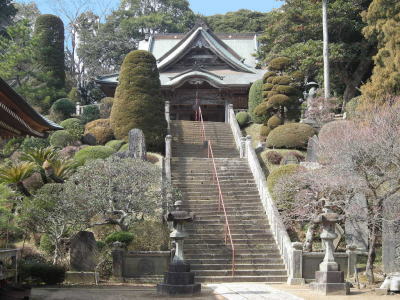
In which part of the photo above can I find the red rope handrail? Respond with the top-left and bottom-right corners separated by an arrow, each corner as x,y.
196,106 -> 235,276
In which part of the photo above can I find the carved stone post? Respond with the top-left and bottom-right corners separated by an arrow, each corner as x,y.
226,103 -> 233,123
288,242 -> 305,285
165,101 -> 171,133
245,135 -> 252,158
76,102 -> 81,116
240,137 -> 246,158
165,135 -> 172,184
346,245 -> 358,279
111,242 -> 125,280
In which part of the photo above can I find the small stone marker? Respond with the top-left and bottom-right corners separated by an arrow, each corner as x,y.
128,129 -> 147,160
70,231 -> 97,272
383,195 -> 400,274
345,193 -> 368,251
306,135 -> 319,162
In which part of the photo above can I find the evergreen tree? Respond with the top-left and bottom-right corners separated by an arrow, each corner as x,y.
0,0 -> 17,33
361,0 -> 400,102
110,50 -> 166,151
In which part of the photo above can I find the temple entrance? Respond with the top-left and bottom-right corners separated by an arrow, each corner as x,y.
171,104 -> 225,122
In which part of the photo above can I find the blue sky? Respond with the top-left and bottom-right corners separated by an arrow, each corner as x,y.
17,0 -> 283,17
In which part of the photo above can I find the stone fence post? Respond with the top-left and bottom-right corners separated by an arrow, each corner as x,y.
112,242 -> 125,280
288,242 -> 305,285
245,135 -> 252,158
346,245 -> 358,278
240,137 -> 246,158
76,102 -> 81,116
165,135 -> 172,184
165,101 -> 171,134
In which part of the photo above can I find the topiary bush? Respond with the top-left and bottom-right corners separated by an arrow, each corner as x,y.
263,71 -> 277,83
267,164 -> 301,193
105,140 -> 125,151
49,130 -> 76,148
105,231 -> 134,245
81,105 -> 100,124
110,50 -> 167,151
267,123 -> 315,149
60,118 -> 84,141
265,151 -> 283,165
20,263 -> 65,285
74,145 -> 116,165
84,118 -> 114,145
248,80 -> 267,123
267,115 -> 283,129
268,57 -> 291,71
260,125 -> 271,137
50,98 -> 75,121
236,111 -> 250,128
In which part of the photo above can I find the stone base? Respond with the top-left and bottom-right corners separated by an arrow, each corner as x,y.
315,271 -> 344,283
157,261 -> 201,296
287,277 -> 306,285
65,271 -> 98,284
310,282 -> 350,295
375,288 -> 389,296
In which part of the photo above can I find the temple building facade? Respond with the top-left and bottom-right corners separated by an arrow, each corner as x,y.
96,23 -> 264,122
0,77 -> 62,138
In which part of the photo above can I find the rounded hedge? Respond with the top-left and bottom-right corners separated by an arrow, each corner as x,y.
118,143 -> 129,152
236,111 -> 250,127
267,115 -> 283,129
267,76 -> 278,84
275,85 -> 297,96
269,94 -> 290,107
263,83 -> 274,91
74,145 -> 116,165
260,125 -> 272,137
50,130 -> 75,148
273,76 -> 291,85
84,118 -> 114,145
262,71 -> 277,83
318,120 -> 353,144
267,164 -> 301,193
110,50 -> 167,151
268,57 -> 291,71
105,231 -> 134,245
105,140 -> 125,151
50,98 -> 75,120
266,123 -> 315,149
254,102 -> 273,117
21,137 -> 50,152
60,118 -> 81,130
81,105 -> 100,124
248,80 -> 266,123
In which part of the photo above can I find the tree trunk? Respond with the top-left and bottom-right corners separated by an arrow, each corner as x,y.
366,225 -> 376,284
303,222 -> 317,252
53,242 -> 59,265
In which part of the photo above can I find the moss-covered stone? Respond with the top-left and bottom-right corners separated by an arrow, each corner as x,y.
266,123 -> 315,149
110,50 -> 166,151
84,119 -> 114,145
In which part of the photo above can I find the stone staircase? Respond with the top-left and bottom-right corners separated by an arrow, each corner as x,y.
170,120 -> 287,283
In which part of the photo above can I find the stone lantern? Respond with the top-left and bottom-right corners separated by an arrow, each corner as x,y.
310,199 -> 350,295
157,201 -> 201,295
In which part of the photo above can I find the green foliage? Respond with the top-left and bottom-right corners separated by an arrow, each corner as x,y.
205,9 -> 268,33
263,71 -> 277,83
248,80 -> 267,123
267,115 -> 283,129
260,125 -> 271,137
268,57 -> 291,71
236,111 -> 250,128
20,263 -> 65,285
81,105 -> 100,124
118,143 -> 129,152
105,231 -> 134,245
50,98 -> 75,121
105,140 -> 125,151
266,123 -> 315,149
67,87 -> 80,103
345,97 -> 361,119
20,137 -> 50,152
74,146 -> 116,165
110,50 -> 167,151
269,94 -> 291,107
59,118 -> 84,140
34,14 -> 65,92
361,0 -> 400,102
84,119 -> 114,145
99,97 -> 114,118
49,130 -> 75,148
39,234 -> 55,255
275,85 -> 297,95
0,0 -> 16,31
129,220 -> 169,251
2,137 -> 24,156
263,83 -> 274,91
267,164 -> 301,193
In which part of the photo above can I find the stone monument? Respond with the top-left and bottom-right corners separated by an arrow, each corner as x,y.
310,199 -> 350,295
306,135 -> 319,163
157,201 -> 201,296
345,193 -> 368,251
128,128 -> 147,160
382,195 -> 400,274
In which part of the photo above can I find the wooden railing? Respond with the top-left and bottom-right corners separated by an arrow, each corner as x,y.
197,106 -> 235,276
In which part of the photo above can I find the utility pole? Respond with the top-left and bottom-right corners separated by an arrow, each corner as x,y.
322,0 -> 330,99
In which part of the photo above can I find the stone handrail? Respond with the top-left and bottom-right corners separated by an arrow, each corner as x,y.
226,105 -> 301,284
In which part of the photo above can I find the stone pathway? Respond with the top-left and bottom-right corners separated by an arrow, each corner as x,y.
207,283 -> 303,300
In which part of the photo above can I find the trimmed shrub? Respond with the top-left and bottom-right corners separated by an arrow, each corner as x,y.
267,115 -> 283,129
110,50 -> 167,151
60,118 -> 84,140
50,98 -> 75,121
273,76 -> 291,85
275,85 -> 297,95
254,102 -> 273,116
265,151 -> 283,164
318,120 -> 353,144
50,130 -> 75,148
268,57 -> 291,71
266,76 -> 278,83
263,83 -> 274,91
267,164 -> 301,193
105,231 -> 134,245
262,71 -> 276,83
84,118 -> 114,145
236,111 -> 250,128
118,143 -> 129,152
267,90 -> 279,97
105,140 -> 125,151
267,123 -> 315,149
269,94 -> 291,107
81,105 -> 100,124
21,137 -> 50,152
260,125 -> 271,137
99,97 -> 114,118
248,80 -> 265,123
20,263 -> 65,285
74,145 -> 115,165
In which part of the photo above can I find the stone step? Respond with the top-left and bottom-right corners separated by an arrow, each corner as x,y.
184,244 -> 279,251
185,253 -> 282,260
191,269 -> 287,277
191,263 -> 285,271
194,275 -> 287,283
186,258 -> 284,265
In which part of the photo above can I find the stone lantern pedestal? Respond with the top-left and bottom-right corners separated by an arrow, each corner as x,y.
310,200 -> 350,295
157,201 -> 201,296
